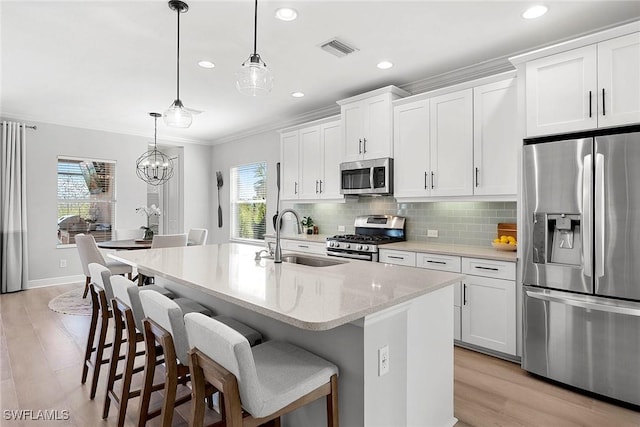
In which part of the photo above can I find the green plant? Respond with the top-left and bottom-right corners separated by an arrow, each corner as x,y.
301,216 -> 314,228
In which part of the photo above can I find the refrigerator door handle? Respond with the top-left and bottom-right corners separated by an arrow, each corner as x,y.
583,154 -> 593,278
595,153 -> 605,278
525,289 -> 640,317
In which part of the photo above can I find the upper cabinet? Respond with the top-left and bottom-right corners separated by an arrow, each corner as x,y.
393,75 -> 517,201
524,32 -> 640,137
280,116 -> 343,202
338,86 -> 409,162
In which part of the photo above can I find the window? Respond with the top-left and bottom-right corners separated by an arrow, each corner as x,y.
230,162 -> 267,242
57,157 -> 115,246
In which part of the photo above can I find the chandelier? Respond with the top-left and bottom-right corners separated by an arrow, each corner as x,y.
136,113 -> 175,186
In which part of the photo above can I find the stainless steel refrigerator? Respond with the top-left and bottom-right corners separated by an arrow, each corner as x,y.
522,127 -> 640,406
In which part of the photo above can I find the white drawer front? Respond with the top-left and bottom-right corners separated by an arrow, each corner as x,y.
379,250 -> 416,267
462,257 -> 516,280
281,240 -> 326,255
416,253 -> 461,272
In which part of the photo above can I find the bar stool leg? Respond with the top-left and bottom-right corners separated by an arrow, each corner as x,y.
81,285 -> 99,384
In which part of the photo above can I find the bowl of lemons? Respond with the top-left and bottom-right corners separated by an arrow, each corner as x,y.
492,235 -> 517,251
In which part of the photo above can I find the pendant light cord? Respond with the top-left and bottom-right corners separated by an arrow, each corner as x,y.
252,0 -> 258,55
176,6 -> 181,101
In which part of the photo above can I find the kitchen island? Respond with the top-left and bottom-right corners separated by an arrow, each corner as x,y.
110,243 -> 463,426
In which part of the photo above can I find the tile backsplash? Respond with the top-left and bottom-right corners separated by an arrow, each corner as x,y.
289,197 -> 517,247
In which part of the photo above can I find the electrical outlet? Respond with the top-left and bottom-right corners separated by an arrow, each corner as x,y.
338,225 -> 346,232
378,345 -> 389,376
59,259 -> 67,268
427,229 -> 438,238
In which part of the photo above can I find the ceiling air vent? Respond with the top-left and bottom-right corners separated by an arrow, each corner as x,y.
319,38 -> 359,58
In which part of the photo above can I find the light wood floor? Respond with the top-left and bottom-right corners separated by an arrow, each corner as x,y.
1,283 -> 639,427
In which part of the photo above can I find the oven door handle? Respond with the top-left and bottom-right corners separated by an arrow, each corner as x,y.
327,251 -> 372,261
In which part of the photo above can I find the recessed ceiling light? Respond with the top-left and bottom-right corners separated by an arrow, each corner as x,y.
522,5 -> 548,19
198,60 -> 215,69
291,92 -> 305,98
275,7 -> 298,21
377,61 -> 393,70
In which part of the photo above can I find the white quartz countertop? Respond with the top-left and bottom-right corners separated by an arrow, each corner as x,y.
109,243 -> 463,331
382,241 -> 517,262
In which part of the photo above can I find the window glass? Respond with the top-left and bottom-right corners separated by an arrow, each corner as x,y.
57,157 -> 115,246
230,162 -> 267,242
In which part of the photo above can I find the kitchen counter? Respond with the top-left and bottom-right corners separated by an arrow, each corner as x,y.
384,241 -> 517,262
109,243 -> 462,331
109,242 -> 459,426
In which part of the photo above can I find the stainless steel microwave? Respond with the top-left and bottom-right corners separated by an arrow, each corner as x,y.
340,158 -> 393,195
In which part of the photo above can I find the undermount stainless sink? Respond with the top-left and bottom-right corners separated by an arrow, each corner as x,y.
280,255 -> 347,267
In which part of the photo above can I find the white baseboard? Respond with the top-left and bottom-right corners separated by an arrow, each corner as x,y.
27,275 -> 85,289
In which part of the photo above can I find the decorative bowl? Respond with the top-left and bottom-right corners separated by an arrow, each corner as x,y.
492,242 -> 517,251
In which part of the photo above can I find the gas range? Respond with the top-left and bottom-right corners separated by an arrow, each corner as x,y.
326,215 -> 406,261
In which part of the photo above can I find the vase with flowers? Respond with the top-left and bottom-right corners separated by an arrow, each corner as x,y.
136,204 -> 161,240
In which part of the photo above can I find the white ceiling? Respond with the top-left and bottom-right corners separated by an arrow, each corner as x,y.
2,1 -> 639,145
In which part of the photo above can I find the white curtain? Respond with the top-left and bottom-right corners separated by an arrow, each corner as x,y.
1,121 -> 28,293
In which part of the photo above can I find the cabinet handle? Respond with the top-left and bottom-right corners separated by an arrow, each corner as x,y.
319,180 -> 323,193
315,180 -> 319,194
294,182 -> 298,194
363,137 -> 367,154
589,91 -> 592,118
475,167 -> 479,187
474,266 -> 499,271
358,139 -> 362,154
463,283 -> 467,305
602,88 -> 606,116
388,255 -> 405,260
431,171 -> 435,189
424,171 -> 428,189
297,245 -> 309,249
426,260 -> 446,265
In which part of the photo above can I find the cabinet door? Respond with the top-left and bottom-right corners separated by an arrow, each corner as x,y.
320,120 -> 343,199
597,32 -> 640,128
430,89 -> 473,197
393,100 -> 430,198
342,101 -> 365,162
473,78 -> 518,196
299,126 -> 322,199
378,249 -> 416,266
461,276 -> 516,355
525,45 -> 598,136
363,93 -> 393,159
280,131 -> 299,200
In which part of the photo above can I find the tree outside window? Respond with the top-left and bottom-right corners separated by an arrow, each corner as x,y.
230,162 -> 267,241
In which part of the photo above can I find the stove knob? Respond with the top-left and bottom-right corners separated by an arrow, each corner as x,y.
362,245 -> 369,251
357,245 -> 363,250
328,241 -> 334,247
345,243 -> 351,249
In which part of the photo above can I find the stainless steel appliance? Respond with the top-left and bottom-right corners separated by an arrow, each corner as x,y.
522,126 -> 640,406
340,158 -> 393,195
326,215 -> 405,261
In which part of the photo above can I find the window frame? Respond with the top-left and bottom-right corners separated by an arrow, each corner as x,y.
229,161 -> 267,244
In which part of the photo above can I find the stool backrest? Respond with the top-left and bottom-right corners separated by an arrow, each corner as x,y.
151,233 -> 188,249
76,234 -> 106,276
187,228 -> 208,245
184,313 -> 262,415
88,263 -> 114,303
139,290 -> 189,365
111,275 -> 145,331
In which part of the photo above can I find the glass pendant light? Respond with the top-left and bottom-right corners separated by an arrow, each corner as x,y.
164,0 -> 192,127
137,113 -> 175,185
236,0 -> 273,96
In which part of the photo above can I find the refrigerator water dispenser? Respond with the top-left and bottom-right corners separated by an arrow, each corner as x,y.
532,213 -> 582,266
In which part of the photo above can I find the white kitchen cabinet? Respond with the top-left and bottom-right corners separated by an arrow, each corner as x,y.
473,78 -> 518,196
281,239 -> 326,255
379,249 -> 416,266
461,258 -> 516,355
430,88 -> 474,197
280,117 -> 342,202
393,100 -> 431,198
280,131 -> 300,200
338,86 -> 408,162
525,32 -> 640,136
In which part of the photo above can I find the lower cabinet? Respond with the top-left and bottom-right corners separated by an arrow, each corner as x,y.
280,239 -> 326,256
379,248 -> 516,355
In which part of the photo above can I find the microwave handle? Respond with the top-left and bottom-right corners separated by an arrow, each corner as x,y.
370,166 -> 375,190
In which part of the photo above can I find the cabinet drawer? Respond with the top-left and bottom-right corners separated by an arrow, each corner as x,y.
416,253 -> 461,272
281,240 -> 326,255
462,257 -> 515,280
379,250 -> 416,267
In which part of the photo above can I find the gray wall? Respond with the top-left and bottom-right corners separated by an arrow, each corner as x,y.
2,119 -> 211,286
